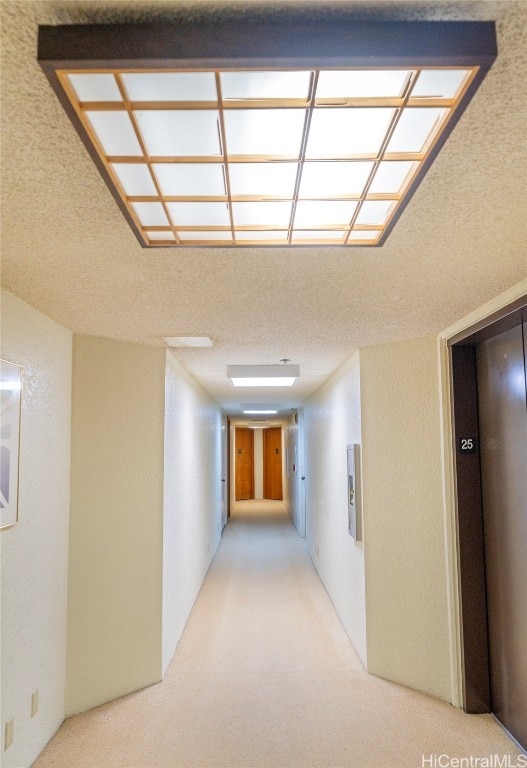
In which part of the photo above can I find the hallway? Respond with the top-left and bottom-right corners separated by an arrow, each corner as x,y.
33,502 -> 515,768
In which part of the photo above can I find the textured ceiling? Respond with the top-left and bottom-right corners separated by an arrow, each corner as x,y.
1,0 -> 526,415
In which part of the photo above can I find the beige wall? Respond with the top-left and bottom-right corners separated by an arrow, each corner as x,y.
67,336 -> 165,715
360,337 -> 451,701
303,352 -> 366,665
162,350 -> 223,673
1,290 -> 72,768
254,428 -> 264,500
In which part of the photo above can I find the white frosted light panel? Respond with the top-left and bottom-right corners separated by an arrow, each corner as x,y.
412,69 -> 470,99
235,231 -> 288,241
86,111 -> 142,156
229,163 -> 298,196
135,110 -> 221,156
232,202 -> 292,226
348,230 -> 380,241
153,163 -> 226,196
243,410 -> 278,414
306,108 -> 395,157
316,70 -> 411,99
122,72 -> 217,101
131,202 -> 169,226
177,231 -> 232,241
221,71 -> 311,100
299,161 -> 373,197
368,161 -> 418,194
231,377 -> 296,387
355,200 -> 395,226
294,200 -> 357,227
292,230 -> 346,241
68,73 -> 122,102
148,231 -> 176,241
387,107 -> 447,153
168,202 -> 230,226
224,110 -> 306,156
111,163 -> 157,196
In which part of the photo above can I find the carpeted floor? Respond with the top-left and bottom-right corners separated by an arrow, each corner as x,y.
33,501 -> 517,768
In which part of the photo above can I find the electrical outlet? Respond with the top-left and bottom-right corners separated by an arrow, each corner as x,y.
31,689 -> 39,717
4,719 -> 14,751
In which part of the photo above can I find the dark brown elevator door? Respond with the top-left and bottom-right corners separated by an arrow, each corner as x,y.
476,323 -> 527,749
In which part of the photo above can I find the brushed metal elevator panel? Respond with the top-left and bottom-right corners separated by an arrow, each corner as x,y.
476,323 -> 527,749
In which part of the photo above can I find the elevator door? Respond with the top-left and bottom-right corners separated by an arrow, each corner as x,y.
476,323 -> 527,748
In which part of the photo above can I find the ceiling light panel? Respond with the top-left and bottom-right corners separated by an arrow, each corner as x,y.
153,163 -> 226,197
42,18 -> 495,248
316,70 -> 411,99
221,71 -> 311,100
134,110 -> 221,156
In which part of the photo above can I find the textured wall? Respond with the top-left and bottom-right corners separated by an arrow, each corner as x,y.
1,290 -> 72,768
67,336 -> 165,715
162,350 -> 223,673
360,337 -> 451,701
303,352 -> 366,664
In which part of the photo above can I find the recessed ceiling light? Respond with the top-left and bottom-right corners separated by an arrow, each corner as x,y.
243,409 -> 278,415
163,336 -> 213,347
227,365 -> 299,387
38,18 -> 496,249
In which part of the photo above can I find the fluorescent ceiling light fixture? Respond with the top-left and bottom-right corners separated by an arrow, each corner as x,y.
163,336 -> 213,347
227,365 -> 299,387
243,409 -> 278,415
38,18 -> 496,248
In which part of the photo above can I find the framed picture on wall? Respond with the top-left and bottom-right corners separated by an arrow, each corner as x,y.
1,359 -> 23,530
347,444 -> 362,541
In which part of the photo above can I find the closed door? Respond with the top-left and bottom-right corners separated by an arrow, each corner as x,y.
235,428 -> 254,501
263,427 -> 283,500
476,322 -> 527,749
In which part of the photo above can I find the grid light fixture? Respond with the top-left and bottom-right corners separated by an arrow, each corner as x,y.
38,17 -> 496,248
228,365 -> 300,387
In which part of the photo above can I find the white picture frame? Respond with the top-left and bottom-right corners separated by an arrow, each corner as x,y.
1,359 -> 23,530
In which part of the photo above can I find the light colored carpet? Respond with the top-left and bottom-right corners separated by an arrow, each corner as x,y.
33,501 -> 517,768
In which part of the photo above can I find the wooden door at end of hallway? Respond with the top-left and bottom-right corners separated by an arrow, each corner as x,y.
235,427 -> 254,501
264,427 -> 283,500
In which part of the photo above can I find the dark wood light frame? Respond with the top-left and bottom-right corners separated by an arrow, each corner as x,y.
38,17 -> 497,248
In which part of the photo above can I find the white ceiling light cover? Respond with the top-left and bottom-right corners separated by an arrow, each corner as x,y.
224,109 -> 306,156
135,110 -> 221,156
316,69 -> 411,99
221,71 -> 311,100
56,57 -> 479,247
227,364 -> 300,387
153,163 -> 226,197
122,72 -> 217,101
